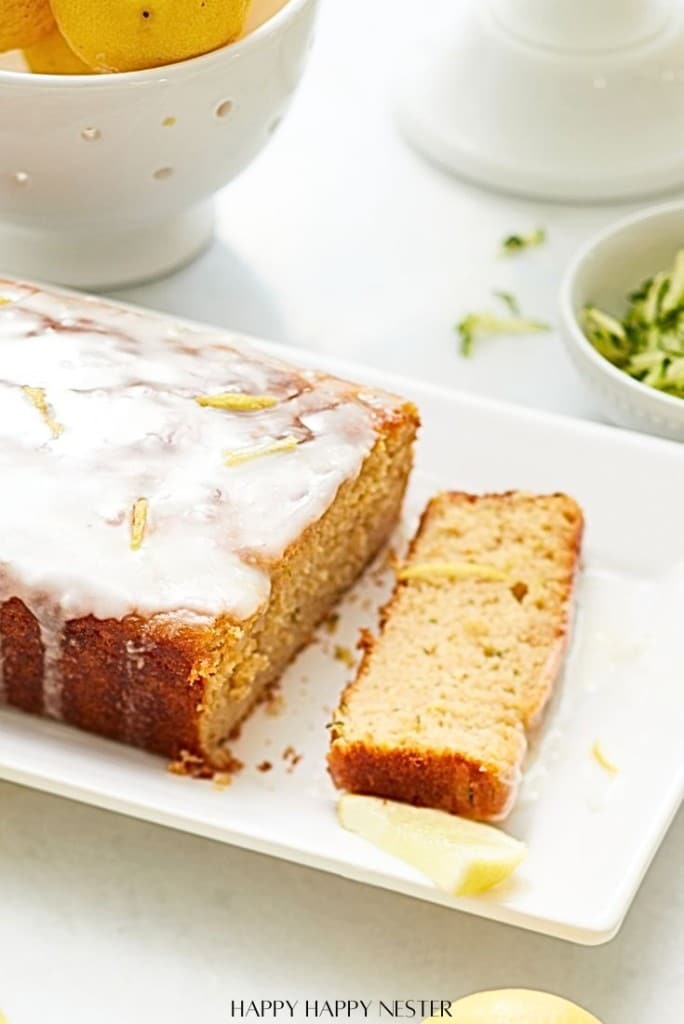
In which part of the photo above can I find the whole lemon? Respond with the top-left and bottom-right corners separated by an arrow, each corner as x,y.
0,0 -> 55,52
423,990 -> 603,1024
50,0 -> 252,72
24,26 -> 92,73
242,0 -> 286,37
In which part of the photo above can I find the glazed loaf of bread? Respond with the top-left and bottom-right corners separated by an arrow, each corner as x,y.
0,281 -> 418,767
328,491 -> 583,820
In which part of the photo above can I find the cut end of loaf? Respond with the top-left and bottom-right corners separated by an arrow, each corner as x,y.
193,402 -> 420,767
327,741 -> 519,820
328,491 -> 584,820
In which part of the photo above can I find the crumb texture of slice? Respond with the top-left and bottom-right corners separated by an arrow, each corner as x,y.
328,491 -> 583,820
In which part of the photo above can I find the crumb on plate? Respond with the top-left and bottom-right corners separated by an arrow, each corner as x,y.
323,611 -> 340,635
265,690 -> 284,717
168,748 -> 243,780
592,740 -> 619,774
282,745 -> 303,771
334,644 -> 356,669
212,772 -> 233,791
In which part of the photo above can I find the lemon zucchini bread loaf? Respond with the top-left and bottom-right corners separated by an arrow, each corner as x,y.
0,280 -> 418,766
328,491 -> 583,820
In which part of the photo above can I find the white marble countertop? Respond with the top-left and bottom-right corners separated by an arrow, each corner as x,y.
1,0 -> 682,1020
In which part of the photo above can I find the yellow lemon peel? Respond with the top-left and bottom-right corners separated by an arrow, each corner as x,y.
224,435 -> 298,466
0,0 -> 55,52
241,0 -> 286,38
195,392 -> 277,411
422,989 -> 603,1024
23,25 -> 92,74
130,497 -> 149,551
50,0 -> 252,72
22,386 -> 63,439
397,562 -> 510,583
592,741 -> 619,775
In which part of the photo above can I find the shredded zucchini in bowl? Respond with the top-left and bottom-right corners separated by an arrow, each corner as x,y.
582,248 -> 684,399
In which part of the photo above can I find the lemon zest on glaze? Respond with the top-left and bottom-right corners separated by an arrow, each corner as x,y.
130,497 -> 149,551
224,435 -> 298,466
22,385 -> 63,439
195,392 -> 278,411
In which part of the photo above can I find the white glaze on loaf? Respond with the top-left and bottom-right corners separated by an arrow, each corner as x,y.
0,282 -> 397,717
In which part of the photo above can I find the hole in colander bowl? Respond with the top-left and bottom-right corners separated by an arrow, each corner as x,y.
12,171 -> 30,186
153,167 -> 174,180
214,100 -> 233,119
81,127 -> 101,142
162,116 -> 176,127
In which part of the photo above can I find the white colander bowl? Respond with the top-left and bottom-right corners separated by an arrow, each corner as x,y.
0,0 -> 317,288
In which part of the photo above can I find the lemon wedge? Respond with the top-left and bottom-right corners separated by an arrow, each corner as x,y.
338,794 -> 525,895
423,990 -> 603,1024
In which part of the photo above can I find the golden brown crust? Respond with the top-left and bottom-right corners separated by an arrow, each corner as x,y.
329,586 -> 520,823
329,627 -> 517,821
330,605 -> 517,819
0,400 -> 419,764
327,740 -> 514,820
0,597 -> 44,714
0,604 -> 210,757
328,490 -> 584,820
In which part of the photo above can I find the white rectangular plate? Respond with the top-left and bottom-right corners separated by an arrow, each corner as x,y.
2,328 -> 683,945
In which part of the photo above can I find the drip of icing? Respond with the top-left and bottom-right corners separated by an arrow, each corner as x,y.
36,602 -> 66,720
0,283 -> 397,667
0,570 -> 67,718
0,566 -> 6,704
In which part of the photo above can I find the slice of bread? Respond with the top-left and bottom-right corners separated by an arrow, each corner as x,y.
328,491 -> 584,820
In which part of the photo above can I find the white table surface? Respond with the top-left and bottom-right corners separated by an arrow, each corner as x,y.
2,1 -> 683,1020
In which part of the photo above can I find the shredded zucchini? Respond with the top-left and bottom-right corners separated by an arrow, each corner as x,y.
582,248 -> 684,399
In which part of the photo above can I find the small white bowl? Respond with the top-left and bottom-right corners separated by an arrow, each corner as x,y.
0,0 -> 317,289
560,201 -> 684,443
